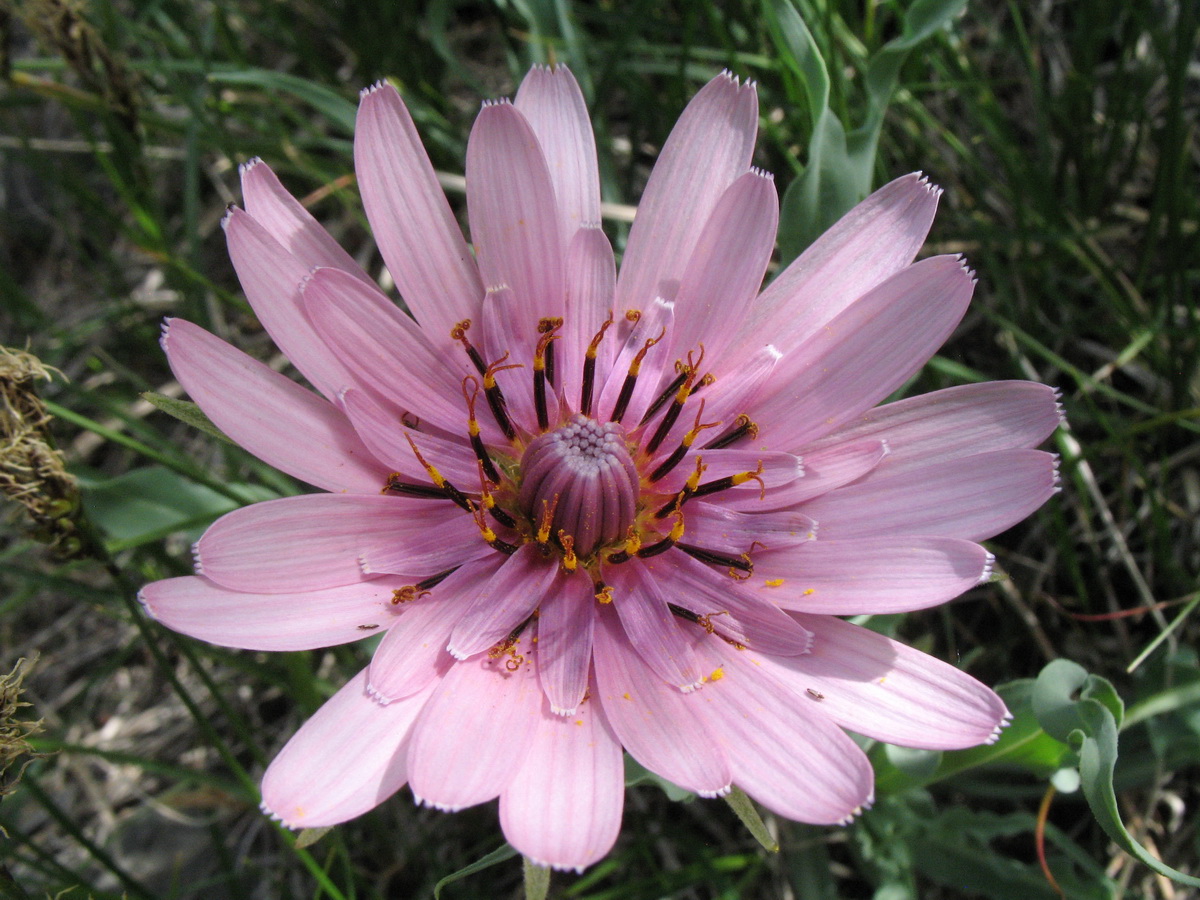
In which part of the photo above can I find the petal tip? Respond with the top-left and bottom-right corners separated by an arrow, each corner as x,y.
979,551 -> 997,584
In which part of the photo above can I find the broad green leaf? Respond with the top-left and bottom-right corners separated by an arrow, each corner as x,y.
80,466 -> 272,548
1074,699 -> 1200,887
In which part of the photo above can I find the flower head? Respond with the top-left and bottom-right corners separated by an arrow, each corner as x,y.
140,66 -> 1062,870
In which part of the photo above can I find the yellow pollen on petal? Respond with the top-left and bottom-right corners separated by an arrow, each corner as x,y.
708,666 -> 725,682
764,578 -> 784,587
622,692 -> 631,700
803,588 -> 815,595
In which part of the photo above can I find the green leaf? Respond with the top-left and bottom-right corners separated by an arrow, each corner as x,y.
623,754 -> 694,802
141,391 -> 232,444
433,843 -> 519,899
1074,698 -> 1200,887
80,466 -> 270,547
723,786 -> 779,853
207,68 -> 358,134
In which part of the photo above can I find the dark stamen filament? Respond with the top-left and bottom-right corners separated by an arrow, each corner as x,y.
533,319 -> 562,432
676,542 -> 754,578
580,313 -> 614,417
689,461 -> 766,501
462,377 -> 501,483
417,567 -> 460,590
483,352 -> 521,441
705,414 -> 758,450
654,457 -> 706,518
639,371 -> 687,427
611,326 -> 666,424
451,319 -> 487,376
648,399 -> 718,483
645,346 -> 705,454
384,474 -> 453,499
635,512 -> 685,559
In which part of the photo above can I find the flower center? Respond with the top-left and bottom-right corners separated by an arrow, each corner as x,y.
517,414 -> 639,558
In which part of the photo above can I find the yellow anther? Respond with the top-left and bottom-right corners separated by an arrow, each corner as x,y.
624,309 -> 641,324
730,460 -> 767,499
461,377 -> 482,436
594,584 -> 613,604
586,312 -> 615,359
623,525 -> 642,555
558,531 -> 578,571
404,434 -> 447,489
450,319 -> 472,341
629,326 -> 667,376
536,494 -> 560,544
533,319 -> 562,372
391,585 -> 431,605
667,511 -> 686,542
483,351 -> 522,389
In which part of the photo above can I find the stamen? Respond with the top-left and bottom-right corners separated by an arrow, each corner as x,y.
705,414 -> 759,450
636,511 -> 685,559
389,566 -> 462,605
404,435 -> 473,511
639,371 -> 687,427
676,542 -> 754,579
611,326 -> 666,424
471,502 -> 521,555
580,313 -> 614,417
462,377 -> 501,483
648,399 -> 719,483
654,456 -> 707,518
690,460 -> 766,501
451,319 -> 487,375
538,317 -> 563,387
418,567 -> 460,590
593,580 -> 613,604
474,459 -> 517,529
536,494 -> 561,546
483,352 -> 522,441
645,345 -> 705,453
533,319 -> 562,431
558,531 -> 578,571
383,473 -> 452,500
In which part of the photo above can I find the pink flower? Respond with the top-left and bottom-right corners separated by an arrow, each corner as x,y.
139,67 -> 1061,870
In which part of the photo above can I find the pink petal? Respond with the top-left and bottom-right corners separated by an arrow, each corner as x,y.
753,537 -> 993,613
644,553 -> 813,657
355,82 -> 483,341
446,545 -> 559,661
161,318 -> 390,494
767,614 -> 1010,749
615,71 -> 757,313
669,169 -> 778,364
223,207 -> 356,402
194,494 -> 481,592
800,449 -> 1060,542
139,575 -> 406,650
732,172 -> 940,360
719,440 -> 888,511
239,158 -> 374,284
479,286 -> 538,432
807,381 -> 1064,479
607,563 -> 703,691
466,100 -> 564,327
513,65 -> 601,243
559,226 -> 616,410
691,641 -> 874,824
683,501 -> 817,554
340,387 -> 481,485
751,255 -> 976,450
367,557 -> 505,704
537,572 -> 596,715
406,653 -> 543,810
591,605 -> 732,796
301,266 -> 468,434
499,691 -> 623,871
261,668 -> 432,828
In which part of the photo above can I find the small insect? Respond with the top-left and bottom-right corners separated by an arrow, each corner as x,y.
357,624 -> 380,631
806,688 -> 824,700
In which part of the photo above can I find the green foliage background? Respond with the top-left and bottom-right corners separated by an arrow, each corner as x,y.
0,0 -> 1197,897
